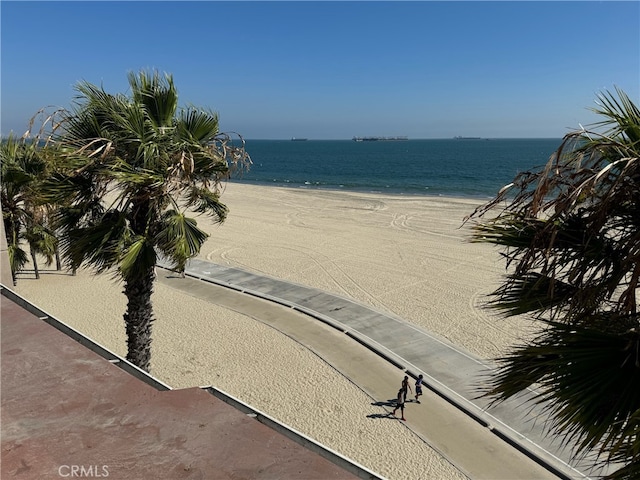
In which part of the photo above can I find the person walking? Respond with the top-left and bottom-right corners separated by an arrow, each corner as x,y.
401,375 -> 413,403
415,374 -> 425,403
391,388 -> 406,421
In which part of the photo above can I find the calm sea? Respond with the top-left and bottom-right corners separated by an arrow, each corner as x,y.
232,138 -> 561,199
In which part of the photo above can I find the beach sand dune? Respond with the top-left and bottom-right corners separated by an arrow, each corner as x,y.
13,183 -> 536,479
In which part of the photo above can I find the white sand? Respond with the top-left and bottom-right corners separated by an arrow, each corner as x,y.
13,183 -> 537,480
201,184 -> 537,359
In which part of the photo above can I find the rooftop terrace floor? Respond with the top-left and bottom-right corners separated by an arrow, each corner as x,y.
1,290 -> 364,480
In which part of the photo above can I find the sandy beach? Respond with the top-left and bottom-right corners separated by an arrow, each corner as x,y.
13,183 -> 539,479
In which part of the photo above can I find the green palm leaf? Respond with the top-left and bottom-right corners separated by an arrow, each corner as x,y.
128,70 -> 178,128
24,224 -> 58,266
470,214 -> 546,248
590,87 -> 640,144
8,244 -> 28,277
154,210 -> 209,268
184,186 -> 228,219
177,108 -> 219,143
119,235 -> 157,280
487,272 -> 578,316
62,210 -> 128,274
485,320 -> 640,456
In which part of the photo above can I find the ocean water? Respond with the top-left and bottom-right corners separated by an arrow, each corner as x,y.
232,138 -> 562,199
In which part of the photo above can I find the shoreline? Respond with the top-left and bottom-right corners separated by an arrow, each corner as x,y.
227,179 -> 503,202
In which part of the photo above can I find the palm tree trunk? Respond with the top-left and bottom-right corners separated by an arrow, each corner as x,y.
55,244 -> 62,271
5,218 -> 18,285
30,244 -> 40,279
122,266 -> 155,372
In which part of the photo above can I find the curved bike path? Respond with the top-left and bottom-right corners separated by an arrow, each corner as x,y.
157,259 -> 609,480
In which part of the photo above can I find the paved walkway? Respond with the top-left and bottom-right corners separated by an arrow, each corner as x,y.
157,259 -> 609,480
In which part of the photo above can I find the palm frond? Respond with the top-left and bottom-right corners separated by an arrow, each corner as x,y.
109,159 -> 166,190
604,458 -> 640,480
24,224 -> 58,266
189,149 -> 229,182
484,319 -> 640,456
183,186 -> 228,220
591,87 -> 640,146
61,210 -> 129,274
7,244 -> 28,277
128,70 -> 178,128
177,108 -> 219,143
605,413 -> 640,480
1,166 -> 34,192
487,272 -> 578,317
119,235 -> 157,280
154,210 -> 209,268
470,215 -> 545,248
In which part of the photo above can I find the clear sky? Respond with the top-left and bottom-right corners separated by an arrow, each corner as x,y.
1,1 -> 638,140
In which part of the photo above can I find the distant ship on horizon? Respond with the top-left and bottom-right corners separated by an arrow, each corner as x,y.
353,136 -> 408,142
453,136 -> 484,140
291,137 -> 308,141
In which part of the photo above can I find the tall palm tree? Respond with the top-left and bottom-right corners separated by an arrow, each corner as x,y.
468,87 -> 640,478
43,70 -> 250,372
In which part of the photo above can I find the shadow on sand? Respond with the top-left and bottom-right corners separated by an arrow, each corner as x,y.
367,399 -> 402,419
366,412 -> 396,419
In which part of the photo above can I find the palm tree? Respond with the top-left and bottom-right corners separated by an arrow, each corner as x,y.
1,134 -> 58,284
467,87 -> 640,478
43,70 -> 250,372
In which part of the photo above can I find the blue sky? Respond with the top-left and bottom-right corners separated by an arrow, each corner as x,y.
1,1 -> 638,139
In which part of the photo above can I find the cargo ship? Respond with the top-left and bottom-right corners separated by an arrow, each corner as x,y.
352,136 -> 408,142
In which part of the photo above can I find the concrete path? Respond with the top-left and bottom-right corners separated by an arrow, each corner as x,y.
157,259 -> 608,480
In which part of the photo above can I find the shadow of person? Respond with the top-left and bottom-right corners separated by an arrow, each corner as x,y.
366,412 -> 395,419
371,399 -> 397,407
